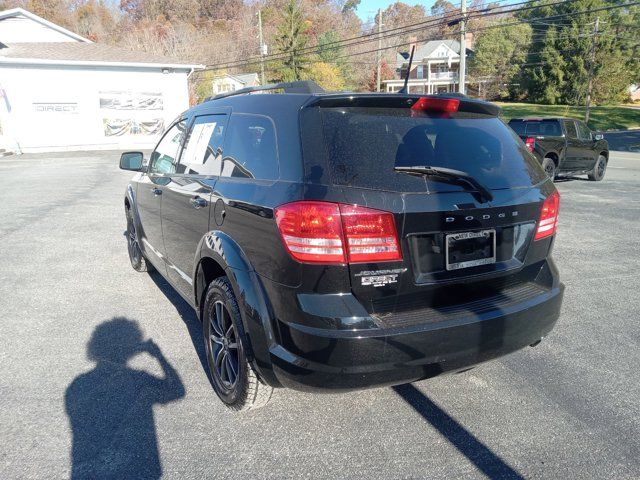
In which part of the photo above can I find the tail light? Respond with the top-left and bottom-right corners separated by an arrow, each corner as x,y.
275,201 -> 402,264
534,191 -> 560,241
525,137 -> 535,153
340,205 -> 401,262
274,202 -> 344,263
411,97 -> 459,113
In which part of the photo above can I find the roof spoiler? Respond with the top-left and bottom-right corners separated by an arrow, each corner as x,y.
206,80 -> 324,102
304,94 -> 501,116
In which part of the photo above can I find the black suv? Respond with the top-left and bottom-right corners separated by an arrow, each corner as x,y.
508,117 -> 609,181
120,82 -> 564,410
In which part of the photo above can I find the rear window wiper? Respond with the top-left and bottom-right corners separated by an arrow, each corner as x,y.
394,165 -> 494,203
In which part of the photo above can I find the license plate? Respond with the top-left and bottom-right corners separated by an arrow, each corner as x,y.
445,229 -> 496,271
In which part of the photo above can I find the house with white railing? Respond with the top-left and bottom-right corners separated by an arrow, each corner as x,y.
384,39 -> 470,94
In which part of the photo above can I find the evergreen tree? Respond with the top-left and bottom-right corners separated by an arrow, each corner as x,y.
272,0 -> 311,82
523,26 -> 566,104
519,0 -> 639,105
470,21 -> 532,100
317,31 -> 353,87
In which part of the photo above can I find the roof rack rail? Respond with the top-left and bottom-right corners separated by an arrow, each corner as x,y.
206,80 -> 324,102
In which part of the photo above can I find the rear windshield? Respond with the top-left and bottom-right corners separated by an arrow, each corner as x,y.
509,119 -> 562,137
321,108 -> 545,193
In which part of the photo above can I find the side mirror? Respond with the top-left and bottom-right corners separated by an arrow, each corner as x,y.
120,151 -> 144,171
594,133 -> 604,141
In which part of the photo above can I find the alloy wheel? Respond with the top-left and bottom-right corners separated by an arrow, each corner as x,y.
208,300 -> 239,389
597,156 -> 606,178
126,211 -> 142,265
544,162 -> 555,178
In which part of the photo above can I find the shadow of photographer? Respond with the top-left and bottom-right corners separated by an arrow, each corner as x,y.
65,317 -> 185,479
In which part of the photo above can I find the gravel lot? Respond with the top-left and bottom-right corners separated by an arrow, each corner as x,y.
0,150 -> 638,479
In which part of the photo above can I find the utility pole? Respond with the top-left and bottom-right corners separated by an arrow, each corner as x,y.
459,0 -> 466,94
258,10 -> 266,85
585,16 -> 600,124
376,9 -> 383,92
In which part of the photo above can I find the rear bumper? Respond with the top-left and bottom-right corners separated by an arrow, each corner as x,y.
269,284 -> 564,391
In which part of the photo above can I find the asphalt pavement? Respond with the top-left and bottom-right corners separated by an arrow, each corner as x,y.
0,151 -> 638,479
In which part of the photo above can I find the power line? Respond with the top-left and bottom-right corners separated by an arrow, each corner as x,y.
201,0 -> 584,72
191,37 -> 637,80
300,37 -> 639,70
200,0 -> 538,70
207,0 -> 570,71
469,1 -> 639,37
192,1 -> 638,75
213,0 -> 637,74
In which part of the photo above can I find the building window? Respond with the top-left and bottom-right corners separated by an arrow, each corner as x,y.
218,83 -> 236,93
416,65 -> 424,79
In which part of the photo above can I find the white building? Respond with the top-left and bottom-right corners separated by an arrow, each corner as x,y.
212,73 -> 260,95
0,8 -> 203,153
384,40 -> 468,94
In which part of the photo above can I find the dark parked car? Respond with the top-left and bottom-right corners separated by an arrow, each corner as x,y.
120,82 -> 564,410
508,117 -> 609,181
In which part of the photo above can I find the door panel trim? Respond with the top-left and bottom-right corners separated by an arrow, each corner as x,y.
167,263 -> 193,286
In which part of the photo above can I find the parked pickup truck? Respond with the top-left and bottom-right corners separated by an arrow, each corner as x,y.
508,117 -> 609,181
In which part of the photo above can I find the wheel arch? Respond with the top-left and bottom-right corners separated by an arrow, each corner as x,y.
544,151 -> 559,166
194,231 -> 281,387
124,184 -> 145,246
124,185 -> 134,210
193,231 -> 254,315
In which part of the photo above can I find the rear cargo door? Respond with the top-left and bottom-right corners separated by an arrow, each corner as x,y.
319,105 -> 548,311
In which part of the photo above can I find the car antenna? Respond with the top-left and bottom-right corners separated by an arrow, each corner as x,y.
398,45 -> 415,95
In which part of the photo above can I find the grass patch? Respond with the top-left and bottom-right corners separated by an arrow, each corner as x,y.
496,102 -> 640,131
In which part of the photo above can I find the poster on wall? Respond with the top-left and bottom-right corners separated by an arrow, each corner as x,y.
103,118 -> 164,137
100,91 -> 165,137
99,91 -> 163,110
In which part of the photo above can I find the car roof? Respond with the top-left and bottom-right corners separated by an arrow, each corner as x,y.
191,80 -> 501,115
192,91 -> 501,118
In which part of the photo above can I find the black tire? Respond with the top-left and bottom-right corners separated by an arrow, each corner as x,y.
203,277 -> 273,411
125,207 -> 153,272
588,154 -> 607,181
541,157 -> 556,181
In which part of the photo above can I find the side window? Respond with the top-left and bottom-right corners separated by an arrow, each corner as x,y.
564,120 -> 578,140
524,120 -> 562,136
576,121 -> 592,141
508,121 -> 526,135
177,114 -> 227,175
149,120 -> 186,174
220,114 -> 278,180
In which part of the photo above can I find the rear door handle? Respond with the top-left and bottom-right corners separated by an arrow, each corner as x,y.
151,188 -> 162,196
190,196 -> 208,209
